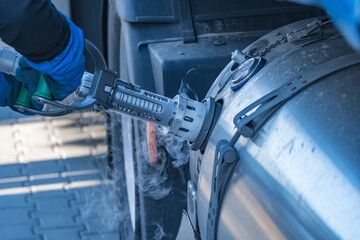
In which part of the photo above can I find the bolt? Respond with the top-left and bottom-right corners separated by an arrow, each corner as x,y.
213,38 -> 225,46
231,49 -> 246,64
174,119 -> 181,125
241,125 -> 254,138
275,32 -> 281,36
179,104 -> 184,111
223,149 -> 238,163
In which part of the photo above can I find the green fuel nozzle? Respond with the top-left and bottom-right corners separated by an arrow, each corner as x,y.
34,74 -> 52,100
14,74 -> 53,108
14,86 -> 31,108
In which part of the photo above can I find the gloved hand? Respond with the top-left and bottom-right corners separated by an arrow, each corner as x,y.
0,65 -> 43,111
21,14 -> 85,101
0,72 -> 21,108
0,15 -> 85,112
14,57 -> 46,110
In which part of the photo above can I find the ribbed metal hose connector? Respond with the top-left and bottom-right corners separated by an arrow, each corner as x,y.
115,91 -> 163,113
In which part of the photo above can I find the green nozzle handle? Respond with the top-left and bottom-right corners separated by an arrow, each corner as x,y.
14,86 -> 31,108
34,74 -> 52,100
14,74 -> 53,108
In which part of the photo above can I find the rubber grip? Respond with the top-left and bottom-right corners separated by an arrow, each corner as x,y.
15,74 -> 53,108
34,74 -> 52,100
14,86 -> 31,108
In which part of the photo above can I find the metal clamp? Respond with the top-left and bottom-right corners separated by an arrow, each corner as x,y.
286,18 -> 321,42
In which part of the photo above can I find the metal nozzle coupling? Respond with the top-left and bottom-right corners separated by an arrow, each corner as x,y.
167,94 -> 208,142
111,82 -> 216,148
167,94 -> 218,151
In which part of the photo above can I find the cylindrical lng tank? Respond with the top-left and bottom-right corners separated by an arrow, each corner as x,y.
191,18 -> 360,240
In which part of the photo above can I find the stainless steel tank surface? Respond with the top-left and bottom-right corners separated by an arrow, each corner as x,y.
190,18 -> 360,240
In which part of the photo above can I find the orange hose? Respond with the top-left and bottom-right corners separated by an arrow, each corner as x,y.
147,122 -> 158,164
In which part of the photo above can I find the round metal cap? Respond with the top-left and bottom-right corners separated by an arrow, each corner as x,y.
230,57 -> 264,91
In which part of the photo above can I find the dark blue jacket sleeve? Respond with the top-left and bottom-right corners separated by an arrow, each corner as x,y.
0,0 -> 70,63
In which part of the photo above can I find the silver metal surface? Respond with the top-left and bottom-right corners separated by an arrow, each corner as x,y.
122,114 -> 136,230
0,47 -> 20,76
193,19 -> 360,240
187,180 -> 198,231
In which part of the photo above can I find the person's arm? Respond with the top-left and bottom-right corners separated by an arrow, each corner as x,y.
0,0 -> 85,105
0,0 -> 70,63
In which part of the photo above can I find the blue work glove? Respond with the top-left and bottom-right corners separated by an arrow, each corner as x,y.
22,14 -> 85,101
15,58 -> 46,110
0,70 -> 42,111
0,14 -> 85,112
0,15 -> 84,113
0,73 -> 21,107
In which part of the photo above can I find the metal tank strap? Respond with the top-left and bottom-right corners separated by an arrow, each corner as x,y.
206,52 -> 360,240
232,52 -> 360,143
207,140 -> 239,240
